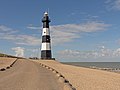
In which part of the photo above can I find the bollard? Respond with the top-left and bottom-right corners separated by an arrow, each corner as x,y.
53,70 -> 58,73
6,66 -> 10,69
64,83 -> 73,90
49,68 -> 54,71
0,68 -> 6,71
58,76 -> 66,83
56,73 -> 62,77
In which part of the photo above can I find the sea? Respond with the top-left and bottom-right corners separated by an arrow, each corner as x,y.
62,62 -> 120,73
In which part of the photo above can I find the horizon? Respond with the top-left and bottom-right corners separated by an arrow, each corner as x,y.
0,0 -> 120,62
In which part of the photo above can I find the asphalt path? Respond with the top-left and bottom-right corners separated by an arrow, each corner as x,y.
0,59 -> 63,90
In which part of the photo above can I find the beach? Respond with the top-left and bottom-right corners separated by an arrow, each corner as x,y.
36,60 -> 120,90
1,58 -> 120,90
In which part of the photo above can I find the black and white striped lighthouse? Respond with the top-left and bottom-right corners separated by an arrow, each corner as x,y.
41,12 -> 53,60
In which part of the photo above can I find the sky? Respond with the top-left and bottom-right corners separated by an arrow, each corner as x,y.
0,0 -> 120,62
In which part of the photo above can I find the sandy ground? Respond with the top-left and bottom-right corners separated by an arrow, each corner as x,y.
0,59 -> 63,90
35,60 -> 120,90
0,57 -> 17,69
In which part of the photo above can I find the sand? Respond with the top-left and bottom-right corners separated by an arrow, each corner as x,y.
0,59 -> 64,90
0,57 -> 17,69
1,58 -> 120,90
35,60 -> 120,90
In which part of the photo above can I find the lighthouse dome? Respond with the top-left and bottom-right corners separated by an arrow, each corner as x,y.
44,12 -> 48,15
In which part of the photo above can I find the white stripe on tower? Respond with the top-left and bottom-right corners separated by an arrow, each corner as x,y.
42,28 -> 50,36
41,43 -> 51,50
41,12 -> 52,59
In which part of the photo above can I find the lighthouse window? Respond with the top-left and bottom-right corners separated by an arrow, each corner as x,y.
44,32 -> 46,33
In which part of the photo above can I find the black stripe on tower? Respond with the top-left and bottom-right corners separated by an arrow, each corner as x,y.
41,50 -> 52,59
42,14 -> 51,28
42,35 -> 50,43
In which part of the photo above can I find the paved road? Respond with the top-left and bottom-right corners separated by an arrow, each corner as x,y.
0,59 -> 63,90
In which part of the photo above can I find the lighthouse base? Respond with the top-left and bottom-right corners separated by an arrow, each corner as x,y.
41,58 -> 55,60
41,50 -> 55,60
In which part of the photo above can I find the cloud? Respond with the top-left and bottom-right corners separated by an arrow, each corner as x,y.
58,46 -> 120,60
0,25 -> 14,32
27,48 -> 40,52
1,33 -> 41,46
58,49 -> 99,59
51,21 -> 109,44
15,35 -> 41,46
27,25 -> 41,30
113,48 -> 120,56
28,21 -> 110,45
0,25 -> 41,46
25,48 -> 40,58
0,25 -> 18,34
52,21 -> 109,33
26,21 -> 110,45
105,0 -> 120,11
12,47 -> 24,57
0,21 -> 110,46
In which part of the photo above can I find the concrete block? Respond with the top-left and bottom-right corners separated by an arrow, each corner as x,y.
56,73 -> 62,77
6,66 -> 10,69
58,76 -> 66,83
64,83 -> 75,90
53,70 -> 58,73
0,68 -> 6,71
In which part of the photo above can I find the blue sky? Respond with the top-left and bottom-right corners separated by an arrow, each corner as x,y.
0,0 -> 120,62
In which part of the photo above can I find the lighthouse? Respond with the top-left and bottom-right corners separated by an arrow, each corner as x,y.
41,12 -> 53,60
